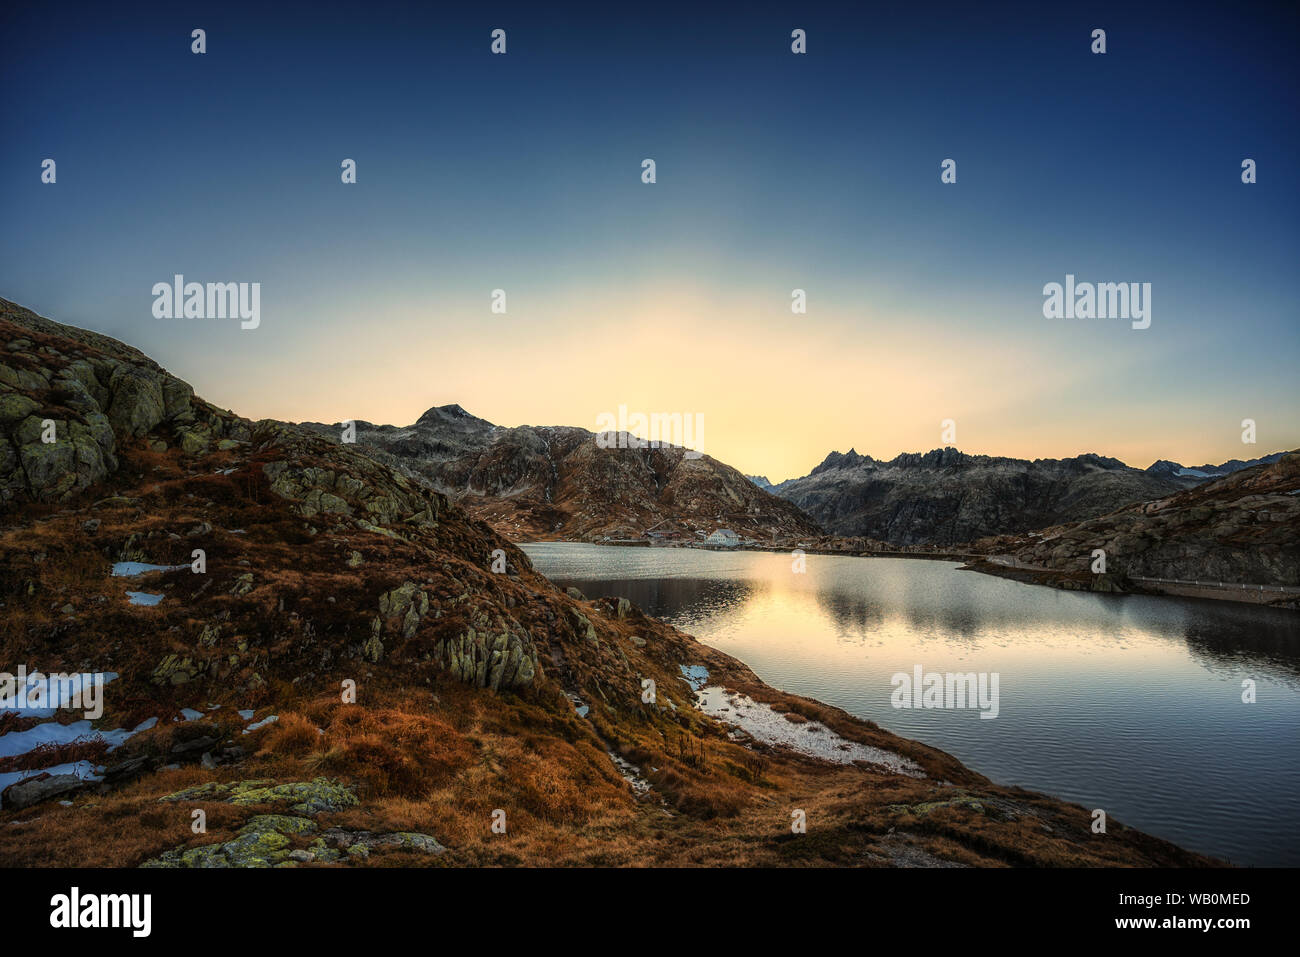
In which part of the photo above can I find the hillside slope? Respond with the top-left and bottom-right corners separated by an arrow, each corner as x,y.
973,454 -> 1300,594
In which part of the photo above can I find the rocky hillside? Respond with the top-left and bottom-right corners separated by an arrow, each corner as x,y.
0,297 -> 1212,868
974,454 -> 1300,592
299,408 -> 822,544
770,448 -> 1203,546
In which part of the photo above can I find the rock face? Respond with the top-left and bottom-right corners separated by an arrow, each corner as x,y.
990,454 -> 1300,586
0,298 -> 247,504
1,773 -> 86,810
0,298 -> 541,693
769,447 -> 1208,546
298,407 -> 823,544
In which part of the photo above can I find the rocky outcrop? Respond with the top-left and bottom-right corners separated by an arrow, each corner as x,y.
161,777 -> 360,814
986,454 -> 1300,587
1,297 -> 250,505
1,773 -> 87,810
143,812 -> 446,868
368,580 -> 538,689
0,299 -> 544,694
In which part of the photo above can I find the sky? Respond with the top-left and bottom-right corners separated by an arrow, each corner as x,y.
2,0 -> 1297,482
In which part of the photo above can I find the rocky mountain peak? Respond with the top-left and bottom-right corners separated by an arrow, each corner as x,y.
811,448 -> 872,475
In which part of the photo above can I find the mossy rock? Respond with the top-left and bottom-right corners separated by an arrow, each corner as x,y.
886,794 -> 986,817
242,814 -> 318,836
161,777 -> 358,815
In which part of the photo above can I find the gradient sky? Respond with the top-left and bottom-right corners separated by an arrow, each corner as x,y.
2,0 -> 1297,481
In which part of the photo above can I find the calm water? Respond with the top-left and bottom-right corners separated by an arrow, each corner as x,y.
522,543 -> 1300,866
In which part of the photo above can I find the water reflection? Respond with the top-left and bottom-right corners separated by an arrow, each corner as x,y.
525,542 -> 1300,866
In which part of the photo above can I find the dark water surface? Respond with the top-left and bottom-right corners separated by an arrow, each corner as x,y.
522,543 -> 1300,866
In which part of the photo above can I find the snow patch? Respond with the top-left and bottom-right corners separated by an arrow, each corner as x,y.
112,562 -> 186,577
242,715 -> 279,734
0,760 -> 103,800
0,672 -> 119,718
694,687 -> 924,776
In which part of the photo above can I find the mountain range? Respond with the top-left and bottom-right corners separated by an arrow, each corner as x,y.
297,408 -> 821,544
764,447 -> 1293,547
1144,452 -> 1288,481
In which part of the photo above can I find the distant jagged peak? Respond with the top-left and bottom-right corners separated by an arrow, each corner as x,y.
1146,459 -> 1184,475
1070,452 -> 1130,471
811,447 -> 874,475
414,403 -> 494,429
887,447 -> 969,469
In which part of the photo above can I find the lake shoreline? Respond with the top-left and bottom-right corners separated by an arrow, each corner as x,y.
515,537 -> 1298,611
521,541 -> 1300,866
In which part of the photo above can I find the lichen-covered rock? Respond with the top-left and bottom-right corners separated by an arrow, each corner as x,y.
160,777 -> 359,815
142,814 -> 316,868
436,617 -> 538,691
261,451 -> 445,531
142,814 -> 445,868
570,609 -> 598,644
321,827 -> 446,856
151,654 -> 206,686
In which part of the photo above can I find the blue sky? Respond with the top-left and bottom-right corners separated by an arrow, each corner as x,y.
2,0 -> 1297,479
